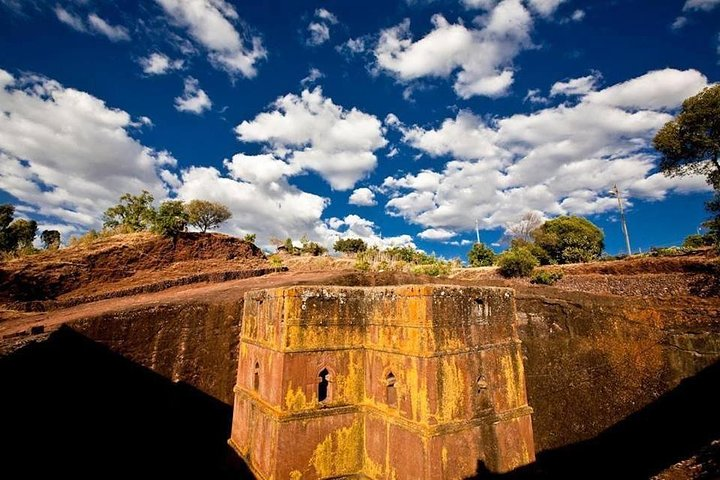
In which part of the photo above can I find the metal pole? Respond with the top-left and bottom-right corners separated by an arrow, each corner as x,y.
612,184 -> 632,255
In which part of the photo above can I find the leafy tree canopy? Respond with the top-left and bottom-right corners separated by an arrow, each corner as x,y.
8,218 -> 37,250
334,237 -> 367,255
152,200 -> 188,238
41,229 -> 61,250
497,247 -> 539,278
0,204 -> 16,252
467,242 -> 495,267
654,84 -> 720,189
532,216 -> 604,264
102,191 -> 155,232
185,199 -> 232,233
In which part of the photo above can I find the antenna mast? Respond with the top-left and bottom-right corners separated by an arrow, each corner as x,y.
611,184 -> 632,256
475,219 -> 481,244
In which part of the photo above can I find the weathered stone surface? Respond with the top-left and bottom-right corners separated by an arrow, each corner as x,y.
230,285 -> 535,479
71,300 -> 244,404
514,287 -> 720,452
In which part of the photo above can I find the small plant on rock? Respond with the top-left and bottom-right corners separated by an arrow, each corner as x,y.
530,270 -> 564,285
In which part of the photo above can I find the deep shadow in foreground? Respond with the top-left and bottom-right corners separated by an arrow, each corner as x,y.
470,360 -> 720,480
0,327 -> 254,478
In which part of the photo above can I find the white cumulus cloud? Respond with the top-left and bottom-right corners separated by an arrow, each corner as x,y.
55,8 -> 130,42
87,13 -> 130,41
526,0 -> 566,16
155,0 -> 266,77
583,68 -> 708,110
0,69 -> 174,229
140,52 -> 184,75
550,73 -> 600,97
349,187 -> 377,206
418,228 -> 457,241
174,77 -> 212,114
683,0 -> 720,11
306,8 -> 339,46
374,0 -> 534,98
235,87 -> 387,190
381,68 -> 712,235
301,67 -> 324,86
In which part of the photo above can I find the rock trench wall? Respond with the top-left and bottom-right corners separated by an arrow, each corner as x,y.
68,283 -> 720,457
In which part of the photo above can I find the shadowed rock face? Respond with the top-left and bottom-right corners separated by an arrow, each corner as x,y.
231,285 -> 535,480
0,326 -> 252,477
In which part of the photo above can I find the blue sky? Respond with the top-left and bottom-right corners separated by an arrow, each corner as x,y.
0,0 -> 718,258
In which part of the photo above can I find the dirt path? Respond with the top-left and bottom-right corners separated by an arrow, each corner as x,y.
0,269 -> 352,337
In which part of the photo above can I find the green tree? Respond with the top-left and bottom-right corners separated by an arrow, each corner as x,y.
704,194 -> 720,247
152,200 -> 188,238
300,235 -> 327,256
102,191 -> 156,232
0,204 -> 16,252
510,238 -> 552,266
41,229 -> 61,250
282,237 -> 300,255
333,238 -> 367,255
653,85 -> 720,189
654,85 -> 720,249
243,233 -> 257,243
467,242 -> 495,267
385,245 -> 417,262
532,216 -> 604,264
185,199 -> 232,233
496,247 -> 539,278
9,219 -> 37,249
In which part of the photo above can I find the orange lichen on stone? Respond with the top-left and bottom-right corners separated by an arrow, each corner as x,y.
230,285 -> 535,479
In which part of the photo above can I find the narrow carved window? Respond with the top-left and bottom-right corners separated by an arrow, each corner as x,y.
253,362 -> 260,391
386,372 -> 397,407
318,368 -> 330,403
475,298 -> 485,317
476,376 -> 488,394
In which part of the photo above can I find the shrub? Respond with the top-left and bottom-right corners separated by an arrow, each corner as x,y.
299,235 -> 327,256
283,237 -> 299,255
354,259 -> 371,271
496,247 -> 539,278
411,262 -> 451,277
511,239 -> 552,265
467,242 -> 495,267
649,246 -> 685,257
683,233 -> 713,249
384,246 -> 417,263
268,254 -> 284,268
532,216 -> 604,264
243,233 -> 257,243
530,270 -> 564,285
68,229 -> 102,247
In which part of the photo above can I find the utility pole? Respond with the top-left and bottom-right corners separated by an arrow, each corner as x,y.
611,184 -> 632,256
475,219 -> 481,244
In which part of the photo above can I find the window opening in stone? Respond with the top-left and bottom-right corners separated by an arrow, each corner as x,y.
474,297 -> 484,315
318,368 -> 330,403
253,362 -> 260,391
386,372 -> 397,407
476,376 -> 488,394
